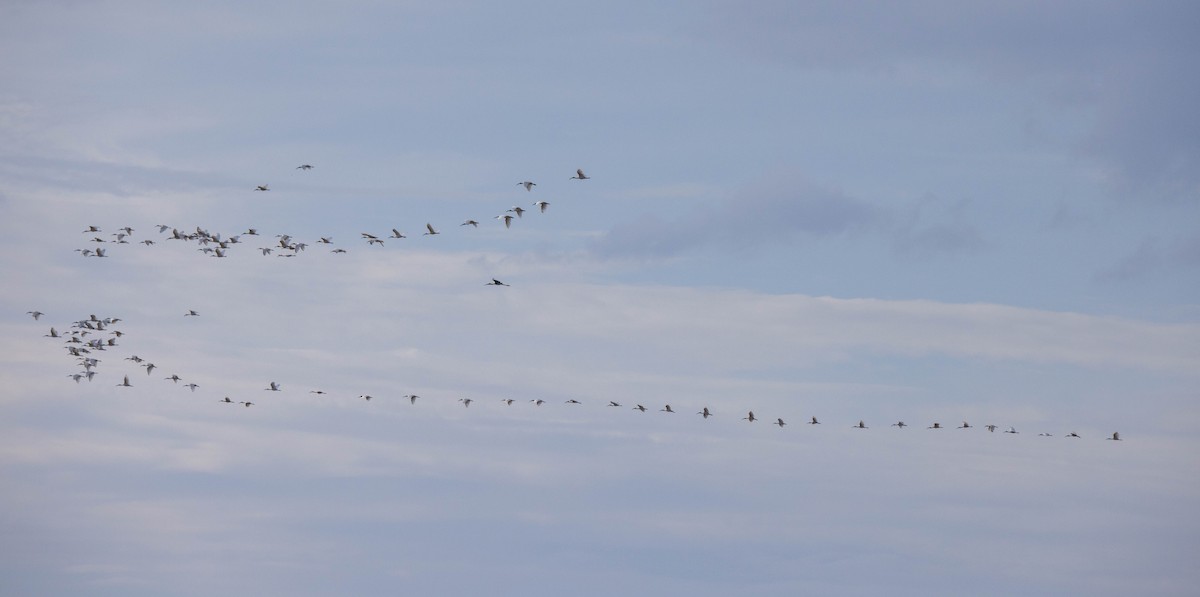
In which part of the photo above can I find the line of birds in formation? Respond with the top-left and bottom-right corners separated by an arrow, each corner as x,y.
25,307 -> 1122,442
73,166 -> 588,260
42,163 -> 1126,442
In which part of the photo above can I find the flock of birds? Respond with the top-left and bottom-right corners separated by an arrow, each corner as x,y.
37,165 -> 1126,443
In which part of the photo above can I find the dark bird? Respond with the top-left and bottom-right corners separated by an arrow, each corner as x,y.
487,278 -> 510,286
775,418 -> 786,427
570,169 -> 590,180
266,381 -> 281,391
744,411 -> 757,422
1108,432 -> 1121,441
854,420 -> 867,429
297,164 -> 313,170
185,310 -> 199,316
928,422 -> 942,429
892,421 -> 907,428
1066,432 -> 1081,438
255,185 -> 269,191
220,397 -> 234,404
608,401 -> 621,407
958,421 -> 972,429
633,404 -> 648,412
809,416 -> 821,425
240,401 -> 253,407
661,404 -> 674,413
566,399 -> 582,405
459,398 -> 473,408
423,223 -> 439,236
698,407 -> 713,419
985,424 -> 998,432
117,375 -> 132,387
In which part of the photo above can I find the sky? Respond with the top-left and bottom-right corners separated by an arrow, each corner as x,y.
1,1 -> 1198,595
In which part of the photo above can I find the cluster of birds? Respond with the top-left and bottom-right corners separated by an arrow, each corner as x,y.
43,164 -> 1126,443
25,305 -> 1122,442
70,165 -> 587,261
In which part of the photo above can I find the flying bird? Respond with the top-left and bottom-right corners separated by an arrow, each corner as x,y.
185,383 -> 199,392
698,407 -> 712,419
958,421 -> 972,429
608,401 -> 621,407
459,398 -> 473,408
570,169 -> 589,180
185,310 -> 199,316
661,404 -> 674,413
487,278 -> 510,287
266,381 -> 281,391
1066,432 -> 1081,438
1108,432 -> 1121,441
892,421 -> 907,428
220,397 -> 234,404
496,214 -> 514,228
423,223 -> 439,236
775,418 -> 786,427
854,420 -> 867,429
809,417 -> 821,425
255,185 -> 269,191
27,311 -> 44,320
928,422 -> 942,429
633,404 -> 648,412
566,399 -> 582,405
517,181 -> 536,191
297,164 -> 313,170
118,375 -> 132,387
985,424 -> 998,432
744,411 -> 757,422
507,206 -> 525,218
461,220 -> 479,227
533,201 -> 550,213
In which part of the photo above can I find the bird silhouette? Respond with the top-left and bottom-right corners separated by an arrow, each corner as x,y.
570,169 -> 589,180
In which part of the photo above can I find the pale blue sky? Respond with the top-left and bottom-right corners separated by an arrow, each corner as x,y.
2,2 -> 1198,595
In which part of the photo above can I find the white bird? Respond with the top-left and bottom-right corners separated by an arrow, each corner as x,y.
570,169 -> 589,180
985,424 -> 998,432
517,181 -> 536,191
27,311 -> 44,320
1004,426 -> 1018,434
185,383 -> 199,392
165,374 -> 182,383
117,375 -> 132,387
496,214 -> 514,228
390,229 -> 406,239
1066,432 -> 1081,438
239,401 -> 253,408
534,201 -> 550,213
507,206 -> 525,218
360,395 -> 373,401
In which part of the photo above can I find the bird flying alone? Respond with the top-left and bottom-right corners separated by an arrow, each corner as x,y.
255,185 -> 269,191
487,278 -> 509,287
